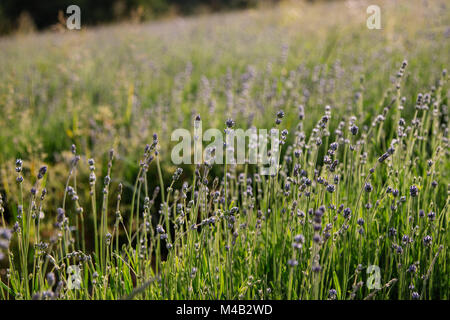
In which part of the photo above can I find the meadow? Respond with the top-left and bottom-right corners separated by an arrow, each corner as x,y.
0,0 -> 449,300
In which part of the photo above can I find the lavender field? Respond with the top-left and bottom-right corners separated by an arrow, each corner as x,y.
0,0 -> 448,300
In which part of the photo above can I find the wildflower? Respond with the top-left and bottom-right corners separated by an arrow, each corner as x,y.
276,110 -> 285,119
407,264 -> 417,273
56,208 -> 65,223
156,225 -> 165,234
16,159 -> 23,173
423,235 -> 432,246
326,184 -> 335,193
312,264 -> 322,273
225,118 -> 235,128
13,222 -> 20,233
105,233 -> 112,245
37,166 -> 47,179
401,60 -> 408,69
378,152 -> 390,163
294,234 -> 305,243
357,218 -> 365,226
288,259 -> 298,267
411,292 -> 420,300
402,235 -> 410,244
329,142 -> 338,151
316,137 -> 322,146
46,272 -> 56,287
230,207 -> 239,214
350,125 -> 358,135
427,211 -> 435,221
388,227 -> 397,237
172,168 -> 183,181
364,183 -> 373,193
0,228 -> 12,241
329,289 -> 337,300
40,188 -> 47,201
343,207 -> 351,219
41,290 -> 54,300
409,185 -> 418,197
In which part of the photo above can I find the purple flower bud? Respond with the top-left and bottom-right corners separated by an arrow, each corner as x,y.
276,110 -> 285,119
409,185 -> 418,197
37,166 -> 47,179
364,183 -> 373,193
423,235 -> 432,246
225,118 -> 235,128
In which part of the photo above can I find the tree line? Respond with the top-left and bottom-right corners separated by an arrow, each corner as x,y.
0,0 -> 277,35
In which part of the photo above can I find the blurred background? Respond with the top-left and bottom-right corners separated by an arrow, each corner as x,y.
0,0 -> 287,35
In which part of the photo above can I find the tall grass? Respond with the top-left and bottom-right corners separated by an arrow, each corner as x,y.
0,0 -> 448,300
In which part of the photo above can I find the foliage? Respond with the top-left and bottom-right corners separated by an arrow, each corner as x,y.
0,0 -> 448,300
